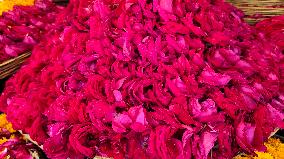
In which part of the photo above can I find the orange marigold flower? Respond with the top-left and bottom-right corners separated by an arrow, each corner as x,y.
0,0 -> 35,15
234,138 -> 284,159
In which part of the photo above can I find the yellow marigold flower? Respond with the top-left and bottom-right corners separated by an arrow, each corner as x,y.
0,137 -> 8,145
254,152 -> 274,159
234,138 -> 284,159
0,114 -> 16,145
0,135 -> 15,145
0,0 -> 35,15
265,138 -> 284,159
0,114 -> 15,133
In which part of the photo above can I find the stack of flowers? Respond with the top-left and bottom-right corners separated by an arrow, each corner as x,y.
255,15 -> 284,131
255,15 -> 284,52
234,14 -> 284,159
0,0 -> 63,62
0,0 -> 283,158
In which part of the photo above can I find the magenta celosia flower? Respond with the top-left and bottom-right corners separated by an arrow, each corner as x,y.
0,0 -> 283,158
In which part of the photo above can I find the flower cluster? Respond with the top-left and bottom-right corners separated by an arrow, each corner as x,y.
0,0 -> 283,158
255,15 -> 284,52
0,114 -> 15,136
0,0 -> 62,62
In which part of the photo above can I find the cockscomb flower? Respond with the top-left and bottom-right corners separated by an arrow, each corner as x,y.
0,0 -> 63,62
0,0 -> 283,158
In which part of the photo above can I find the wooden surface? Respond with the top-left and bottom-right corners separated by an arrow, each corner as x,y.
0,52 -> 31,79
227,0 -> 284,24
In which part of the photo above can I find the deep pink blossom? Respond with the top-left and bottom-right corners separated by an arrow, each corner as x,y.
0,0 -> 283,158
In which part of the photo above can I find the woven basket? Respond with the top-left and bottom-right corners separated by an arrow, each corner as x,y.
0,0 -> 283,80
0,52 -> 31,79
228,0 -> 284,24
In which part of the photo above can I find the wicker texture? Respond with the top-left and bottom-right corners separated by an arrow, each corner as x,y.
228,0 -> 284,23
0,52 -> 31,79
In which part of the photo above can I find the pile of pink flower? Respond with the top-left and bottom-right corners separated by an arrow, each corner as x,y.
0,0 -> 62,62
0,0 -> 283,159
255,15 -> 284,115
256,15 -> 284,52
